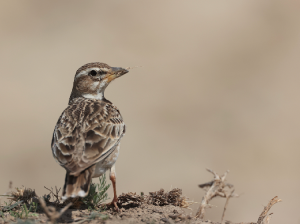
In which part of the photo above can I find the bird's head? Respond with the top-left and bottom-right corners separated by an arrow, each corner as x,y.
69,62 -> 128,101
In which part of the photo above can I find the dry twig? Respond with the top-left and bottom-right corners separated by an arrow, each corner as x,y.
38,196 -> 72,223
257,196 -> 281,224
221,189 -> 237,222
196,169 -> 238,220
44,186 -> 61,205
263,213 -> 273,224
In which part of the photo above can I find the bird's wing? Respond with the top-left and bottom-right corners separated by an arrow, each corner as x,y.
51,98 -> 125,175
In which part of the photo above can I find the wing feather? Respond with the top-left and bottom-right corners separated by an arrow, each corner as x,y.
51,98 -> 125,175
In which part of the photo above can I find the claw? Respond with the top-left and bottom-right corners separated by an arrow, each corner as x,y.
106,200 -> 119,212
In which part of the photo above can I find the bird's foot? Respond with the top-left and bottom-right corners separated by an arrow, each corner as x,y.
106,199 -> 119,212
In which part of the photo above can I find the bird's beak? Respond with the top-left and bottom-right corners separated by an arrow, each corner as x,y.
105,67 -> 129,83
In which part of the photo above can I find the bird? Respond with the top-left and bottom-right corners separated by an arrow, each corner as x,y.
51,62 -> 128,210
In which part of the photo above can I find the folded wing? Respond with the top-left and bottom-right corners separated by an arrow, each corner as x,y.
51,98 -> 125,175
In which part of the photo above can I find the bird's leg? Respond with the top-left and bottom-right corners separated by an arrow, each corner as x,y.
109,165 -> 119,210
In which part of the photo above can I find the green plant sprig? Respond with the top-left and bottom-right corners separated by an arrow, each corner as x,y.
81,173 -> 111,210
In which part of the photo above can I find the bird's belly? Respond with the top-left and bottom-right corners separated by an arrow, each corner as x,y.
92,143 -> 120,178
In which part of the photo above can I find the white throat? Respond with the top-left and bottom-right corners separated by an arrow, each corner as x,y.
82,92 -> 104,100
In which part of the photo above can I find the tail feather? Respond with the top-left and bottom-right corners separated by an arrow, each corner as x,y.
62,165 -> 95,200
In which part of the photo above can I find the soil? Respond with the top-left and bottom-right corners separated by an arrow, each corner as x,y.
0,188 -> 257,224
0,203 -> 255,224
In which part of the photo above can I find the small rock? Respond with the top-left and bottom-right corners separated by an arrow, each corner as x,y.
161,218 -> 171,224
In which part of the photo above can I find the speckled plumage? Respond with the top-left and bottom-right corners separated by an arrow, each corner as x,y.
52,97 -> 125,173
51,62 -> 128,209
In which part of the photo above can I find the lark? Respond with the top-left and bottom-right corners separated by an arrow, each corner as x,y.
51,62 -> 128,210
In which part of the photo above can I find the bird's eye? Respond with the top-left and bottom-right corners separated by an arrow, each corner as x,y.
90,70 -> 97,76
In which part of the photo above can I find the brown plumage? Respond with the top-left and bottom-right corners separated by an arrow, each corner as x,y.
51,62 -> 128,209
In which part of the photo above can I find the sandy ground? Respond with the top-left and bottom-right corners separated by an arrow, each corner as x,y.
0,203 -> 256,224
0,187 -> 273,224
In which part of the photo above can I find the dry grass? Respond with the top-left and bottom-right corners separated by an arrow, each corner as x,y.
8,187 -> 36,204
0,169 -> 282,224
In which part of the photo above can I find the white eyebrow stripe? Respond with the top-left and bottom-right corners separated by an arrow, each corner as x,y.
75,67 -> 103,78
100,67 -> 109,72
75,70 -> 87,79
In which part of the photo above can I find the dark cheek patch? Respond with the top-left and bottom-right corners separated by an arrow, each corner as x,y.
75,76 -> 98,94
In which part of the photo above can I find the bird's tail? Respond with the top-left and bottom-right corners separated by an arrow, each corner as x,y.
62,165 -> 95,200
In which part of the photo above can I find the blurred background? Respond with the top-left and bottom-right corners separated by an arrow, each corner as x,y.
1,1 -> 300,223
